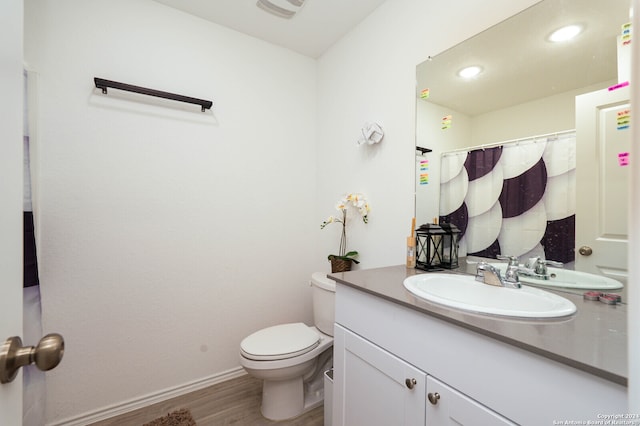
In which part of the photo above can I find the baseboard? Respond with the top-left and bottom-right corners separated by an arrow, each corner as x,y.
48,367 -> 247,426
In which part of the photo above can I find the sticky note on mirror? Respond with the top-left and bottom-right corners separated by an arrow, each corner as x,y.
618,152 -> 629,166
420,159 -> 429,171
621,23 -> 632,46
420,88 -> 430,99
420,173 -> 429,185
441,114 -> 452,130
608,81 -> 629,91
617,109 -> 631,130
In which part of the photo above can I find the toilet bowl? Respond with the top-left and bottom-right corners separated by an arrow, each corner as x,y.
239,273 -> 336,421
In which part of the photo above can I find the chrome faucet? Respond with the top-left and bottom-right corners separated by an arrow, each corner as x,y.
475,261 -> 522,289
522,257 -> 563,280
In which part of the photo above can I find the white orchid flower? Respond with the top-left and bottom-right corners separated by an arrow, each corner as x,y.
321,192 -> 370,256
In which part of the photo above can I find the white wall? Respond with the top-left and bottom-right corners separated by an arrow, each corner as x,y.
470,80 -> 615,145
24,0 -> 318,423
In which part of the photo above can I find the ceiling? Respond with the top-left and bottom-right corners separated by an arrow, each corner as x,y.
152,0 -> 388,58
416,0 -> 631,116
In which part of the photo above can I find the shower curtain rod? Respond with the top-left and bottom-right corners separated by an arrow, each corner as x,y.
441,129 -> 576,156
94,78 -> 213,112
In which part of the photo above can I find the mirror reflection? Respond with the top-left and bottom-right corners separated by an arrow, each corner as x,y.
415,0 -> 631,294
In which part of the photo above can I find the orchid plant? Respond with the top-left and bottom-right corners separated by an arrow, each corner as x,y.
321,193 -> 370,263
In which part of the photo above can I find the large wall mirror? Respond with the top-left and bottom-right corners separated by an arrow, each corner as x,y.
415,0 -> 631,295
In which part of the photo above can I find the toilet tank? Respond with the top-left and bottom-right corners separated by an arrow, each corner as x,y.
310,272 -> 336,336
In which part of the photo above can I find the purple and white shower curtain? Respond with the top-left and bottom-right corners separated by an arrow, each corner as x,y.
439,131 -> 576,266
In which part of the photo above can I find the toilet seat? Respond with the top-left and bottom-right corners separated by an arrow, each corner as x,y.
240,323 -> 320,361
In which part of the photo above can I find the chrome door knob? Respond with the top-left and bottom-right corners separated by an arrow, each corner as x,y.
0,333 -> 64,384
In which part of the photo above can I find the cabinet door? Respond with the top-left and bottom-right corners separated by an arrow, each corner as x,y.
426,376 -> 516,425
333,325 -> 426,426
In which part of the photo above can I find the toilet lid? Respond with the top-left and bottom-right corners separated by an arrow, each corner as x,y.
240,323 -> 320,361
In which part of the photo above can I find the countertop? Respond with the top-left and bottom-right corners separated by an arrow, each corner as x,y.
328,263 -> 627,386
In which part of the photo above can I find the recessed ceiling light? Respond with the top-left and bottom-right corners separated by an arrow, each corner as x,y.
548,24 -> 583,43
458,66 -> 483,79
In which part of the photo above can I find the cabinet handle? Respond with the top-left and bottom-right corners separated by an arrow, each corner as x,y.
428,392 -> 440,405
405,378 -> 417,389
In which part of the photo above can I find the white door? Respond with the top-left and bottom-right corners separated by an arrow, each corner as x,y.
575,87 -> 630,280
1,0 -> 25,424
333,325 -> 427,426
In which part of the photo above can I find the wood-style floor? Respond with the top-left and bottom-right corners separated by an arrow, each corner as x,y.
89,374 -> 324,426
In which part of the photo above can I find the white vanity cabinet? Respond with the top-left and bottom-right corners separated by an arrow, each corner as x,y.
332,282 -> 627,426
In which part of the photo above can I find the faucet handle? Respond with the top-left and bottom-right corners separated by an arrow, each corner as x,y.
496,255 -> 519,266
542,259 -> 563,268
525,257 -> 542,269
524,257 -> 563,275
503,263 -> 520,282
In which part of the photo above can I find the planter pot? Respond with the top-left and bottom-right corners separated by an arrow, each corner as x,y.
329,257 -> 353,273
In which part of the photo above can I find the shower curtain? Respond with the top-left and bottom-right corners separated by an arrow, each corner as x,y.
439,131 -> 576,267
23,69 -> 45,426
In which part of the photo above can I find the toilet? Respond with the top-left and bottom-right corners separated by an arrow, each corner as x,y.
239,272 -> 336,421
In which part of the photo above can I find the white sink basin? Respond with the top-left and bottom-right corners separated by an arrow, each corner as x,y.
403,273 -> 577,319
488,263 -> 623,291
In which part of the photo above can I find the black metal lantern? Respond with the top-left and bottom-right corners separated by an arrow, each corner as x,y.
415,222 -> 460,271
440,222 -> 460,269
